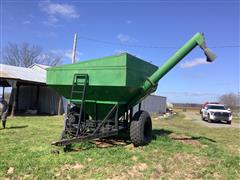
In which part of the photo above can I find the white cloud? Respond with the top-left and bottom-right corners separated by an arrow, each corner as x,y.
180,58 -> 210,68
64,50 -> 83,61
43,16 -> 59,27
23,20 -> 31,25
39,1 -> 79,26
29,14 -> 34,18
117,33 -> 131,43
40,1 -> 79,18
126,20 -> 132,24
114,49 -> 127,54
50,49 -> 83,62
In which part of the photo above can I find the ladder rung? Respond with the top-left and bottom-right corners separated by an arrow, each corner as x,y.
73,113 -> 80,116
73,83 -> 85,85
72,90 -> 83,93
75,74 -> 87,77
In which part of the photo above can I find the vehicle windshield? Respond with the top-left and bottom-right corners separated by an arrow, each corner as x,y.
207,105 -> 225,110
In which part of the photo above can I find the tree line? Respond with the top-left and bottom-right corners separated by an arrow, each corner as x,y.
1,42 -> 62,67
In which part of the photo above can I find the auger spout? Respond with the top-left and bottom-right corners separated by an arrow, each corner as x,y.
143,32 -> 216,92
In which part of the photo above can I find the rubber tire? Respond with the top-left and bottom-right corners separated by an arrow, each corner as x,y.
201,114 -> 205,121
208,114 -> 212,123
130,111 -> 152,147
227,121 -> 231,125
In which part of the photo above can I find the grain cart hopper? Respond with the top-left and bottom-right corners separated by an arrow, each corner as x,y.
47,32 -> 216,147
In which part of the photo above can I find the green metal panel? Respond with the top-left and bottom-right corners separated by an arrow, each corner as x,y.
47,53 -> 157,119
126,54 -> 158,86
47,54 -> 127,86
47,53 -> 157,101
47,53 -> 158,87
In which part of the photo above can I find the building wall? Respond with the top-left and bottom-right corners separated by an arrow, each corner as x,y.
38,86 -> 63,114
17,85 -> 64,115
133,95 -> 167,114
18,86 -> 37,110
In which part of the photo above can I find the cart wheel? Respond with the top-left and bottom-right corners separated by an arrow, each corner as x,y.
130,111 -> 152,147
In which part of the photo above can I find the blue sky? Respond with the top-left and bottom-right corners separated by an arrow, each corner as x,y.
1,0 -> 239,103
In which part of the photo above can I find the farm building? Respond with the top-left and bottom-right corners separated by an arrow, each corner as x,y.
133,94 -> 167,114
0,63 -> 167,116
0,64 -> 64,116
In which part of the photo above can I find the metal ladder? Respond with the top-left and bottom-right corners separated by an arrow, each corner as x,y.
69,74 -> 89,136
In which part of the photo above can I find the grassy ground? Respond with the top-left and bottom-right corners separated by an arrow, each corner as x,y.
0,112 -> 239,179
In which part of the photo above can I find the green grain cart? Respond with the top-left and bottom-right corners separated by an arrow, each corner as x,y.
47,32 -> 216,147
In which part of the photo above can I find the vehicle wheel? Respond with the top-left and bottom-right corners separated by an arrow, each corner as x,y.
207,114 -> 212,123
201,114 -> 205,121
130,111 -> 152,147
227,121 -> 231,125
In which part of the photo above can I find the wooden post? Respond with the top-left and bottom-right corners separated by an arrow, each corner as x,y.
57,96 -> 62,115
35,85 -> 40,113
16,84 -> 20,112
11,81 -> 18,116
2,87 -> 5,99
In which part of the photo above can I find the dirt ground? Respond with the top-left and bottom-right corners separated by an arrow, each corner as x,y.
183,110 -> 240,128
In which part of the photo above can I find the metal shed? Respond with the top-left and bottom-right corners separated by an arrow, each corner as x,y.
0,64 -> 64,116
133,94 -> 167,114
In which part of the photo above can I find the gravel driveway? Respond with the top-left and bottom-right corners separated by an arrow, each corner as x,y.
183,111 -> 240,128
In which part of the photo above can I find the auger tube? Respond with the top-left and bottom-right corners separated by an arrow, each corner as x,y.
129,32 -> 216,107
143,32 -> 215,92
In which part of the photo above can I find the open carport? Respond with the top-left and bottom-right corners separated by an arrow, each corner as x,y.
0,64 -> 64,116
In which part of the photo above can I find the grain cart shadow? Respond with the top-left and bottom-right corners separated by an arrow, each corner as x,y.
152,129 -> 173,139
152,129 -> 216,143
62,129 -> 216,152
191,136 -> 216,143
63,131 -> 132,152
0,125 -> 28,130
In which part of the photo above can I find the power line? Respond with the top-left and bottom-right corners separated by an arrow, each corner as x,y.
79,36 -> 177,49
207,45 -> 240,49
78,36 -> 240,49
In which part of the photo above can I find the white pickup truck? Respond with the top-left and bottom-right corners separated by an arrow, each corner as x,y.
201,103 -> 232,124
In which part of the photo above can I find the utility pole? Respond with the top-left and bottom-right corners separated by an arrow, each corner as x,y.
72,33 -> 77,64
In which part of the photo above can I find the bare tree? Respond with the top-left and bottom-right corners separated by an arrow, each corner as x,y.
2,42 -> 61,67
39,52 -> 62,66
218,93 -> 240,110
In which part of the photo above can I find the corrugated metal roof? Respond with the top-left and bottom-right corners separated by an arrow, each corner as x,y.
29,63 -> 50,70
29,64 -> 50,74
0,64 -> 46,83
